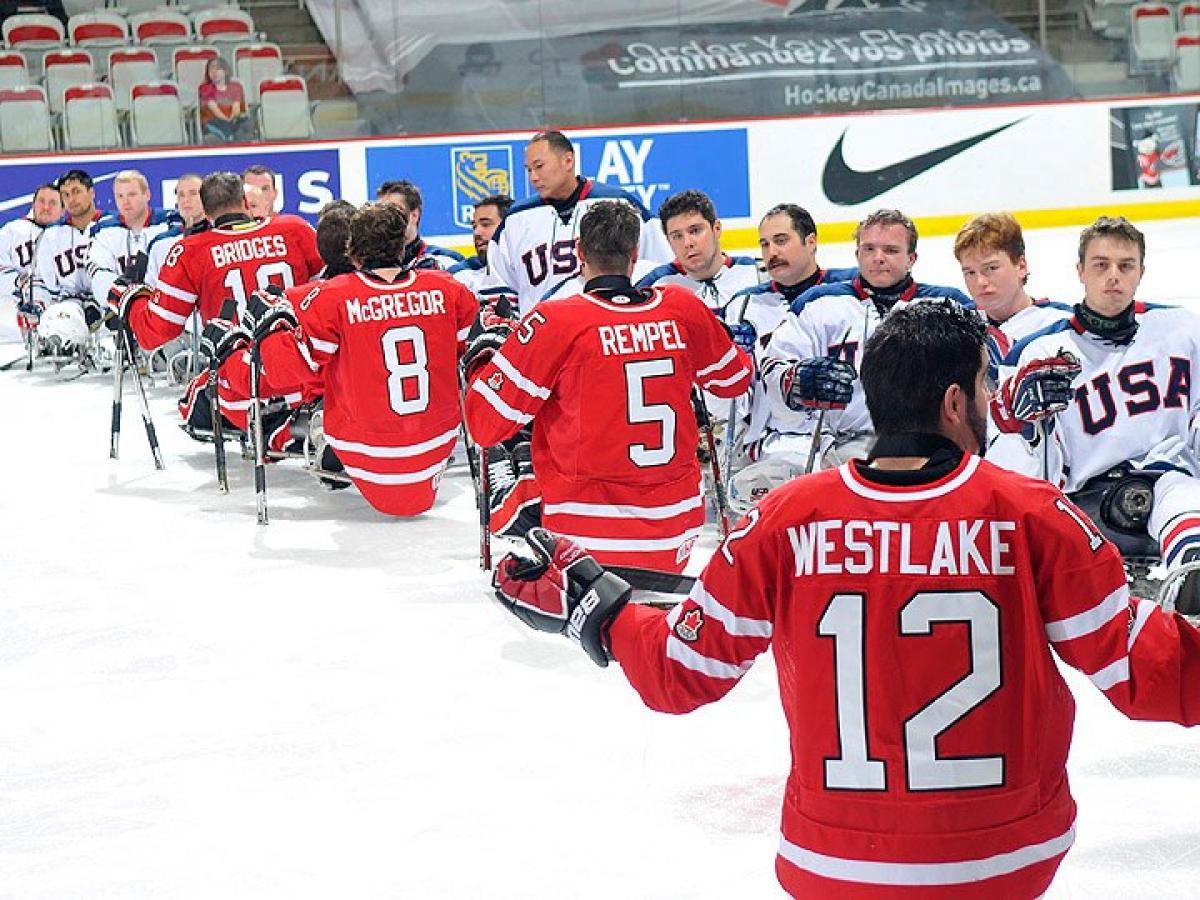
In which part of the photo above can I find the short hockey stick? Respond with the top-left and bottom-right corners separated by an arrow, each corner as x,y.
692,387 -> 731,538
209,300 -> 238,492
249,340 -> 269,525
109,323 -> 126,459
122,324 -> 164,470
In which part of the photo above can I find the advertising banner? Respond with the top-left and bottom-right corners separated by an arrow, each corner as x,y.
0,147 -> 341,228
365,127 -> 751,236
1111,102 -> 1199,191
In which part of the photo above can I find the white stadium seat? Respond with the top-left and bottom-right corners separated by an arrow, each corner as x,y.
130,81 -> 187,147
173,45 -> 221,113
0,85 -> 54,152
1175,34 -> 1200,88
131,10 -> 192,47
1180,3 -> 1200,34
256,75 -> 312,140
193,8 -> 256,46
67,12 -> 129,49
108,48 -> 160,113
43,49 -> 95,115
62,82 -> 120,150
2,14 -> 65,50
0,51 -> 31,91
234,43 -> 284,106
1130,3 -> 1176,67
1086,0 -> 1138,38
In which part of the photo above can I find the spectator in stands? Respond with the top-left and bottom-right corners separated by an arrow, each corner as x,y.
243,165 -> 279,219
198,57 -> 248,145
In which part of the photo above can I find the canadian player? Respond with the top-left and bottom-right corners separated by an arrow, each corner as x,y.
954,212 -> 1072,369
115,171 -> 323,352
375,180 -> 465,271
722,204 -> 856,462
486,130 -> 672,313
464,201 -> 752,573
988,216 -> 1200,613
635,190 -> 760,310
491,299 -> 1200,899
757,209 -> 973,468
88,170 -> 181,320
244,202 -> 478,515
449,193 -> 512,292
2,183 -> 61,337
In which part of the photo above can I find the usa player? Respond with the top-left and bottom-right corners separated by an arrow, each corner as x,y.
954,212 -> 1072,369
31,170 -> 100,313
635,190 -> 760,309
245,202 -> 478,515
145,173 -> 208,288
757,209 -> 972,466
1,183 -> 61,338
115,171 -> 322,352
464,201 -> 751,573
485,130 -> 672,313
88,170 -> 181,321
375,180 -> 464,270
449,194 -> 512,292
242,165 -> 279,219
721,204 -> 855,464
988,216 -> 1200,613
491,299 -> 1200,899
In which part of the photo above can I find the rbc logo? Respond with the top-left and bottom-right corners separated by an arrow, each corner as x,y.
452,145 -> 512,229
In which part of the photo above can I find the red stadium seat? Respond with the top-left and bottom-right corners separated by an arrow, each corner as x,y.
62,82 -> 120,150
2,14 -> 65,50
0,85 -> 53,152
0,51 -> 30,92
68,12 -> 129,49
131,10 -> 192,46
192,8 -> 256,46
108,48 -> 159,113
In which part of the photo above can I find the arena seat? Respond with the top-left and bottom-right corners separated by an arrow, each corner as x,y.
256,75 -> 312,140
108,48 -> 160,113
67,12 -> 129,49
234,43 -> 284,106
0,85 -> 53,152
131,10 -> 192,47
193,8 -> 256,47
1180,3 -> 1200,34
1130,3 -> 1176,68
43,49 -> 95,115
0,51 -> 30,91
173,45 -> 221,107
1175,34 -> 1200,88
130,81 -> 186,147
1086,0 -> 1139,38
62,82 -> 120,150
2,14 -> 65,51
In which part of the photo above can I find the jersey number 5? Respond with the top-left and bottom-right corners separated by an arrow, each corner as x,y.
625,359 -> 677,468
819,590 -> 1004,792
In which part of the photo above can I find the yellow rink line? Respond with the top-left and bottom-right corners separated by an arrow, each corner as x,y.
445,199 -> 1200,258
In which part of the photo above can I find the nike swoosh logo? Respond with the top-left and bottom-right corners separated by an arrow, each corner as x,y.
822,119 -> 1024,206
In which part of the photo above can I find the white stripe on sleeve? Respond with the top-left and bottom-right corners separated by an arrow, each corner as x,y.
1044,584 -> 1129,643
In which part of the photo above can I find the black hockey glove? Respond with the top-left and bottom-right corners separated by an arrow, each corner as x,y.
492,528 -> 632,667
780,356 -> 856,411
990,353 -> 1081,438
200,314 -> 251,365
461,327 -> 511,383
106,283 -> 153,331
242,285 -> 297,340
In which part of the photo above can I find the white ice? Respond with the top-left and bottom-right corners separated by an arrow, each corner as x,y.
1,221 -> 1198,899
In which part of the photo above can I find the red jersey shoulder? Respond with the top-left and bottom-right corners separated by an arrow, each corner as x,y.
267,213 -> 316,235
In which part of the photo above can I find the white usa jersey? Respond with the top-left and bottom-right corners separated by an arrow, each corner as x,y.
537,257 -> 661,304
32,213 -> 101,306
987,302 -> 1200,492
634,254 -> 762,310
486,178 -> 672,313
988,300 -> 1074,380
762,280 -> 975,443
0,217 -> 47,301
87,209 -> 181,304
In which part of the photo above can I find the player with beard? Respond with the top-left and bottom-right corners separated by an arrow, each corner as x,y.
449,194 -> 512,292
376,180 -> 465,271
2,183 -> 61,339
489,298 -> 1200,899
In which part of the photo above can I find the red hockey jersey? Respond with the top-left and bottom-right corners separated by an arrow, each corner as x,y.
464,283 -> 752,572
259,268 -> 478,515
609,453 -> 1200,898
129,214 -> 322,350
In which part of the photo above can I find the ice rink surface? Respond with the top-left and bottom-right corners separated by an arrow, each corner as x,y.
1,220 -> 1199,898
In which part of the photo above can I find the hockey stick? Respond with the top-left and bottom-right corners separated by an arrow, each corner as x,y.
692,387 -> 731,538
804,326 -> 853,475
611,565 -> 695,610
209,300 -> 238,492
457,365 -> 492,570
722,294 -> 751,497
122,324 -> 165,470
109,323 -> 126,459
249,340 -> 269,525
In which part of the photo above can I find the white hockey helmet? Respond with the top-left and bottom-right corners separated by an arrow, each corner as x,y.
38,302 -> 89,351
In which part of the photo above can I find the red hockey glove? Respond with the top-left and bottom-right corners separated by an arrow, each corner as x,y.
990,353 -> 1081,436
493,528 -> 631,667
